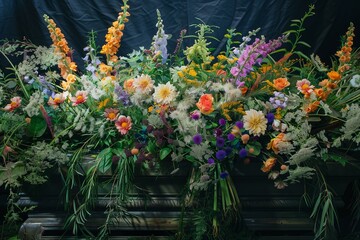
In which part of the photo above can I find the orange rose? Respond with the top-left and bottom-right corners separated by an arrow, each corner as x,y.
240,87 -> 248,95
327,71 -> 341,81
196,94 -> 214,115
261,157 -> 277,173
267,133 -> 286,154
305,101 -> 320,113
273,77 -> 290,91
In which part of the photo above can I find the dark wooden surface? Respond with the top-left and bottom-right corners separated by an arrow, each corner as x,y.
17,161 -> 359,239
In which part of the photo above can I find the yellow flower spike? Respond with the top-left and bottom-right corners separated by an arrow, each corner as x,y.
98,98 -> 110,110
177,71 -> 184,78
217,54 -> 227,61
188,69 -> 197,77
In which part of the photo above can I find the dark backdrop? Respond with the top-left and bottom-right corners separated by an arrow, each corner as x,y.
1,0 -> 359,68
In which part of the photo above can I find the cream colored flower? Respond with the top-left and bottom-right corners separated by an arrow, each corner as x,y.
133,74 -> 154,94
243,109 -> 267,136
153,82 -> 177,104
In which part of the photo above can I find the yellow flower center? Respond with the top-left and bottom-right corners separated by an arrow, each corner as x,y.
54,97 -> 61,103
76,95 -> 84,102
139,79 -> 149,89
301,84 -> 309,90
121,122 -> 128,128
159,88 -> 171,99
108,112 -> 116,120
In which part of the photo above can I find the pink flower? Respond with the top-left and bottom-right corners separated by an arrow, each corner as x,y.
48,93 -> 67,108
296,79 -> 314,96
230,66 -> 240,77
115,115 -> 132,135
3,97 -> 21,111
70,91 -> 88,106
104,108 -> 119,121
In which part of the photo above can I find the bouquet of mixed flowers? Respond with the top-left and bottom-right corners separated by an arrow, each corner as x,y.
1,2 -> 359,238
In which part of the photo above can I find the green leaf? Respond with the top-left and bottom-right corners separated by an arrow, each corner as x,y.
329,153 -> 348,167
27,115 -> 47,137
97,148 -> 112,173
160,147 -> 172,160
294,51 -> 310,61
246,141 -> 262,156
298,41 -> 311,48
5,80 -> 17,88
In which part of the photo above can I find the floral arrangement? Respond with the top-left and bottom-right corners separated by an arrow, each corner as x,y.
1,2 -> 359,239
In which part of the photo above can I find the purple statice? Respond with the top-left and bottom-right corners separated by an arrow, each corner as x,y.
193,134 -> 203,145
151,10 -> 168,64
190,110 -> 201,120
218,118 -> 226,126
269,91 -> 288,109
235,121 -> 244,129
114,83 -> 130,106
38,75 -> 55,96
231,36 -> 285,79
207,158 -> 215,165
239,148 -> 247,158
266,113 -> 275,124
216,150 -> 227,160
227,133 -> 235,141
220,171 -> 229,179
216,137 -> 225,148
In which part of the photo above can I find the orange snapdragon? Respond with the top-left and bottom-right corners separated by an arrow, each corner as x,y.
100,1 -> 130,58
336,22 -> 355,73
44,15 -> 77,82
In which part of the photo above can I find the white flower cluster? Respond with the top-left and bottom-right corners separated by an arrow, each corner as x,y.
23,91 -> 45,117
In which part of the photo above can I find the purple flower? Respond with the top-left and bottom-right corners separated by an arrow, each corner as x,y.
239,148 -> 247,158
235,121 -> 244,129
227,133 -> 235,141
114,83 -> 130,106
214,128 -> 223,137
190,110 -> 201,120
225,147 -> 233,155
208,158 -> 215,165
269,91 -> 288,109
216,150 -> 227,160
266,113 -> 275,124
216,137 -> 225,148
193,134 -> 203,145
220,171 -> 229,179
219,118 -> 226,126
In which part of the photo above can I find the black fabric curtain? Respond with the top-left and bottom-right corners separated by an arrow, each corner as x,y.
1,0 -> 359,68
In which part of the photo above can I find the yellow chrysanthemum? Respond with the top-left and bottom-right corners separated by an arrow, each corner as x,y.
243,109 -> 267,136
153,82 -> 178,104
133,74 -> 154,94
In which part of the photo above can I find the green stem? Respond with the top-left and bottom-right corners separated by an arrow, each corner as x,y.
0,50 -> 30,99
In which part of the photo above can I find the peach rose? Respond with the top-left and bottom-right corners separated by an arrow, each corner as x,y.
261,157 -> 277,173
273,77 -> 290,91
196,94 -> 214,115
267,133 -> 286,154
305,101 -> 320,113
123,78 -> 135,93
